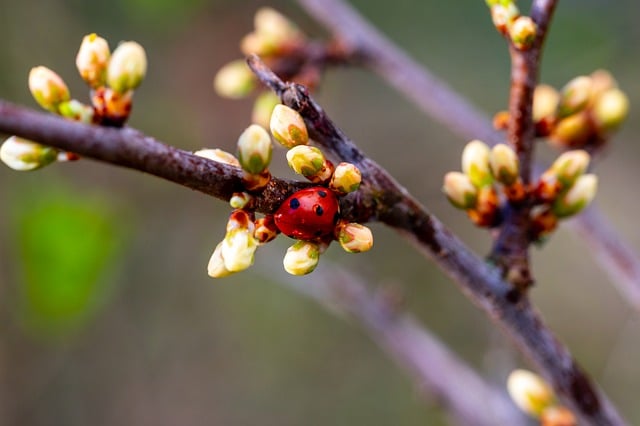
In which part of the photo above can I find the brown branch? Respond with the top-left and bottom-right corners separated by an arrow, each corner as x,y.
267,261 -> 526,426
247,55 -> 625,425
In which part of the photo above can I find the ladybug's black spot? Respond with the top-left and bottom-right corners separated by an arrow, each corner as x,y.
315,205 -> 324,216
317,190 -> 327,198
289,198 -> 300,209
315,230 -> 323,236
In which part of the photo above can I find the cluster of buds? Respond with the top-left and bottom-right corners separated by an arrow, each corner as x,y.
205,103 -> 373,278
507,369 -> 576,426
486,0 -> 537,50
1,33 -> 147,172
443,141 -> 597,239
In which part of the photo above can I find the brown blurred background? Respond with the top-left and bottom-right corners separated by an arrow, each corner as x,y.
1,0 -> 639,424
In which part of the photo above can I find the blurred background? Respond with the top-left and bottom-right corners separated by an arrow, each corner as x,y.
1,0 -> 639,424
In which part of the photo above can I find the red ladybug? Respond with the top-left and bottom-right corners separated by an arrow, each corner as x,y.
274,187 -> 340,241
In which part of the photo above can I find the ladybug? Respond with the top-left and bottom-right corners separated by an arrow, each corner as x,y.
274,187 -> 340,241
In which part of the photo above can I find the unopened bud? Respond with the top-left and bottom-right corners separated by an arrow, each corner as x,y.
207,242 -> 234,278
557,76 -> 592,118
0,136 -> 58,171
229,192 -> 253,209
28,66 -> 70,112
337,222 -> 373,253
252,91 -> 280,128
254,7 -> 302,47
270,104 -> 309,148
91,87 -> 133,127
534,170 -> 561,203
194,148 -> 240,167
468,186 -> 500,227
553,174 -> 597,218
530,205 -> 558,240
550,150 -> 590,187
222,210 -> 258,272
286,145 -> 325,176
592,88 -> 629,135
509,16 -> 537,50
549,112 -> 592,148
533,84 -> 559,122
507,369 -> 555,418
76,33 -> 110,88
541,406 -> 577,426
490,144 -> 519,185
107,41 -> 147,94
490,3 -> 519,34
462,140 -> 493,187
58,99 -> 94,123
237,124 -> 272,174
283,240 -> 320,275
492,110 -> 510,130
242,169 -> 272,191
443,172 -> 478,209
330,162 -> 362,194
214,59 -> 255,99
589,69 -> 617,102
254,215 -> 279,244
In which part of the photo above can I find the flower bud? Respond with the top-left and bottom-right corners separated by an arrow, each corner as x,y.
286,145 -> 325,176
337,222 -> 373,253
91,87 -> 133,127
222,211 -> 258,272
553,174 -> 597,218
557,76 -> 592,118
468,186 -> 500,227
530,205 -> 558,240
194,148 -> 240,167
548,112 -> 592,148
589,69 -> 617,102
509,16 -> 537,50
58,99 -> 94,123
534,170 -> 561,203
443,172 -> 478,210
229,192 -> 253,209
0,136 -> 58,171
207,242 -> 234,278
252,91 -> 280,128
76,33 -> 110,88
533,84 -> 559,122
489,144 -> 519,185
237,124 -> 272,174
242,170 -> 272,191
507,369 -> 555,418
28,66 -> 70,112
592,88 -> 629,135
330,162 -> 362,194
490,3 -> 519,34
107,41 -> 147,94
549,150 -> 590,187
283,240 -> 320,275
270,104 -> 309,148
462,140 -> 493,187
254,215 -> 279,244
213,59 -> 255,99
254,7 -> 302,47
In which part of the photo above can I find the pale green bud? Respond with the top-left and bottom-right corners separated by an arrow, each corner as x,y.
76,33 -> 110,88
509,16 -> 537,50
286,145 -> 325,177
283,240 -> 320,275
107,41 -> 147,94
462,139 -> 493,187
443,172 -> 478,209
330,162 -> 362,194
490,3 -> 519,34
550,150 -> 590,187
533,84 -> 559,122
592,88 -> 629,135
254,7 -> 302,46
590,69 -> 617,102
213,60 -> 256,99
207,242 -> 234,278
58,99 -> 94,123
507,369 -> 555,418
553,174 -> 597,218
237,124 -> 272,174
252,92 -> 281,128
490,144 -> 519,185
229,192 -> 253,209
557,76 -> 592,118
549,112 -> 591,148
28,66 -> 70,112
337,222 -> 373,253
194,148 -> 240,167
0,136 -> 58,171
222,211 -> 258,272
270,104 -> 309,148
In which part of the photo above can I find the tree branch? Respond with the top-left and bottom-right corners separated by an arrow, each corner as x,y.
295,0 -> 640,316
247,56 -> 625,425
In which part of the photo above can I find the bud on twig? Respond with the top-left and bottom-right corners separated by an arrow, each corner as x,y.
28,66 -> 70,112
552,174 -> 597,218
229,192 -> 253,210
533,84 -> 559,122
107,41 -> 147,94
0,136 -> 58,171
194,148 -> 240,167
541,406 -> 577,426
462,140 -> 493,187
592,88 -> 629,135
237,124 -> 272,174
76,33 -> 110,88
549,112 -> 592,148
207,242 -> 234,278
286,145 -> 326,177
330,162 -> 362,195
489,144 -> 519,185
490,3 -> 519,34
58,99 -> 94,123
509,16 -> 537,50
221,210 -> 258,272
270,104 -> 309,148
549,150 -> 590,187
443,172 -> 478,210
557,76 -> 592,118
336,222 -> 373,253
507,369 -> 555,418
214,59 -> 256,99
283,240 -> 320,275
467,186 -> 500,227
254,215 -> 279,244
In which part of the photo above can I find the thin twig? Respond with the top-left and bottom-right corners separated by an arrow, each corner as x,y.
247,55 -> 625,425
267,261 -> 526,426
295,0 -> 640,317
